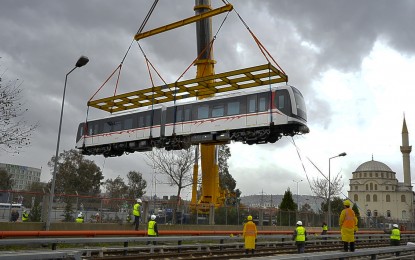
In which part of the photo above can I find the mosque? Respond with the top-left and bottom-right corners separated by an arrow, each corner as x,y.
348,118 -> 413,224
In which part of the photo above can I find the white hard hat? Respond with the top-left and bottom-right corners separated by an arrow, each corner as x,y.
78,213 -> 82,217
296,221 -> 303,226
151,215 -> 156,220
393,224 -> 399,228
136,199 -> 142,203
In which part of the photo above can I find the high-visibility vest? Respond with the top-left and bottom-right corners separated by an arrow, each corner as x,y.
342,208 -> 355,228
391,228 -> 401,240
295,226 -> 306,242
243,221 -> 257,237
148,220 -> 157,236
133,203 -> 141,217
75,217 -> 84,223
322,225 -> 328,231
22,212 -> 29,222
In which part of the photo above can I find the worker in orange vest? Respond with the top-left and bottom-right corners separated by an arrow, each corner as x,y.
339,200 -> 357,252
243,215 -> 257,255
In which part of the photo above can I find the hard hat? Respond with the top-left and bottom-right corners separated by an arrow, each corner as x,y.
247,215 -> 253,221
343,200 -> 351,206
296,221 -> 303,226
393,224 -> 399,228
151,215 -> 156,220
136,199 -> 142,203
78,213 -> 82,217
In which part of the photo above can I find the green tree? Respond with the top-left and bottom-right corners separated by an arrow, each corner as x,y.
278,188 -> 296,226
352,203 -> 362,228
127,171 -> 147,199
0,71 -> 37,153
0,169 -> 13,190
321,196 -> 344,226
104,176 -> 129,199
29,201 -> 42,222
47,149 -> 104,196
218,145 -> 240,205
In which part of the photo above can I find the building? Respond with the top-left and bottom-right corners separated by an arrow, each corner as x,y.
0,163 -> 42,190
348,118 -> 414,222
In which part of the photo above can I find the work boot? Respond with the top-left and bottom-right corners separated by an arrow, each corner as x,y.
350,242 -> 355,252
343,242 -> 348,252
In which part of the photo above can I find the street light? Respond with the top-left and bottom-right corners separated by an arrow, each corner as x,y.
328,152 -> 347,229
45,56 -> 89,231
293,179 -> 303,211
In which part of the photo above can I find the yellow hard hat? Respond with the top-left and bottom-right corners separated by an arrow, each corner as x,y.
343,200 -> 351,206
247,215 -> 253,221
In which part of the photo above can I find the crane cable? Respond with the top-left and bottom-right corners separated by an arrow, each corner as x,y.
290,136 -> 361,214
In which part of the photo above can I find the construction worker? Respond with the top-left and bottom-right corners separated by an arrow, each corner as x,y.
75,212 -> 84,223
339,200 -> 357,252
293,221 -> 307,253
22,210 -> 29,222
384,224 -> 401,256
133,199 -> 142,231
147,215 -> 159,245
242,215 -> 257,255
321,222 -> 328,240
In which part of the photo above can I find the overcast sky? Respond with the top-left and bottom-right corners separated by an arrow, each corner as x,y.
1,0 -> 414,201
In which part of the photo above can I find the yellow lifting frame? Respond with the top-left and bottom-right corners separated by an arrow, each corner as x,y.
134,4 -> 233,41
88,63 -> 287,113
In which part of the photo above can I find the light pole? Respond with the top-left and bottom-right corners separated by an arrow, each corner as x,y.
293,179 -> 303,211
45,56 -> 89,231
328,152 -> 347,229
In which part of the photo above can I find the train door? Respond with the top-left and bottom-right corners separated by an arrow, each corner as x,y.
246,94 -> 257,127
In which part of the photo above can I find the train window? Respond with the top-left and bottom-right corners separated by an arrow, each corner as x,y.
227,101 -> 240,115
145,114 -> 151,126
212,104 -> 224,118
103,122 -> 111,133
176,107 -> 183,122
197,104 -> 209,119
258,94 -> 268,112
113,121 -> 122,131
184,106 -> 191,121
278,95 -> 285,110
248,95 -> 256,113
139,116 -> 144,128
124,118 -> 133,129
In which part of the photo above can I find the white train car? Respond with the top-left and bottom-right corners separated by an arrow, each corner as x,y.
76,85 -> 308,157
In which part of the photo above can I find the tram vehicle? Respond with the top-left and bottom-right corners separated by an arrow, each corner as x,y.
76,85 -> 309,157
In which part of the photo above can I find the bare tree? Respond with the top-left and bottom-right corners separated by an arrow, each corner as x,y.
0,70 -> 37,153
145,147 -> 195,224
310,170 -> 344,201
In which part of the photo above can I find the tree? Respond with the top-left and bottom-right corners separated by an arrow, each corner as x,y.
29,201 -> 42,222
47,149 -> 104,196
218,144 -> 240,205
104,176 -> 129,199
278,188 -> 296,226
352,203 -> 362,228
127,171 -> 147,199
146,147 -> 195,224
0,169 -> 13,190
310,171 -> 344,208
0,71 -> 37,153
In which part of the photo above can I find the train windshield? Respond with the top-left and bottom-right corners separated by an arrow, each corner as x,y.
292,87 -> 307,121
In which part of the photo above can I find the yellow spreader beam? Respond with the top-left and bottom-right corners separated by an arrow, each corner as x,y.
88,63 -> 287,113
134,4 -> 233,41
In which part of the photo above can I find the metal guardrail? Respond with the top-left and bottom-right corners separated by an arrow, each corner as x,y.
0,234 -> 413,259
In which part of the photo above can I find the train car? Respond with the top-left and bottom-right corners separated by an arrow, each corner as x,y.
76,85 -> 309,157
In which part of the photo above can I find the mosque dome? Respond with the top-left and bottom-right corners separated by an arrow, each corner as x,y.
355,160 -> 393,172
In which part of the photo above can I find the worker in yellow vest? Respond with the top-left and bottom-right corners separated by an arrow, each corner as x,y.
146,215 -> 159,245
321,222 -> 328,240
293,221 -> 307,253
384,223 -> 401,256
22,210 -> 29,222
133,199 -> 142,231
339,200 -> 357,252
243,215 -> 257,255
75,212 -> 84,223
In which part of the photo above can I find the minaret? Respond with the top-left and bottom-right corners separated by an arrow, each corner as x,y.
400,117 -> 412,186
